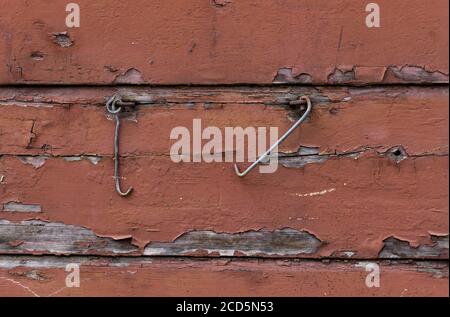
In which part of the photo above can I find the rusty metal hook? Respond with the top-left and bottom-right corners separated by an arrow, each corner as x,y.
106,95 -> 133,196
234,95 -> 312,177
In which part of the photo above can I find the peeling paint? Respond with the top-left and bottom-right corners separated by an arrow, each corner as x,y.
324,65 -> 449,84
0,255 -> 152,269
114,68 -> 145,84
2,202 -> 42,213
63,156 -> 102,165
0,277 -> 40,297
17,156 -> 47,169
280,155 -> 328,168
278,146 -> 327,168
0,256 -> 447,296
296,146 -> 321,156
0,220 -> 138,255
279,145 -> 426,169
144,228 -> 322,257
0,0 -> 448,297
1,2 -> 448,85
86,156 -> 102,165
9,269 -> 47,281
293,188 -> 336,198
30,51 -> 44,61
354,66 -> 387,83
104,65 -> 119,73
379,235 -> 449,259
333,250 -> 356,258
328,67 -> 355,84
63,156 -> 82,162
384,65 -> 449,83
52,32 -> 73,47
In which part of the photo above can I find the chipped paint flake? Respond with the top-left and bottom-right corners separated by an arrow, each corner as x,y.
273,68 -> 313,84
114,68 -> 145,84
17,156 -> 48,169
63,156 -> 102,165
379,235 -> 449,259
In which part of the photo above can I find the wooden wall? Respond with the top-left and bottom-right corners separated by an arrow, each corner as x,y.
0,0 -> 448,296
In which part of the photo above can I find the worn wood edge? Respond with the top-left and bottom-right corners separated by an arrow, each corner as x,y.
0,85 -> 448,106
0,255 -> 447,297
1,0 -> 448,85
0,86 -> 448,157
0,219 -> 447,260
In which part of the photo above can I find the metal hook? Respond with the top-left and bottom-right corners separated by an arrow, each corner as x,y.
234,95 -> 313,177
106,95 -> 133,196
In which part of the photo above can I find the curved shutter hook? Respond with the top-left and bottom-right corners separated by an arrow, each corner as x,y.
106,95 -> 133,196
234,95 -> 313,177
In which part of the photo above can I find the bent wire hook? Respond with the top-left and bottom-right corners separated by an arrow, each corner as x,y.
234,95 -> 313,177
106,95 -> 133,196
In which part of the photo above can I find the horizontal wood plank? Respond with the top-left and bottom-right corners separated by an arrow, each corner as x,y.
0,86 -> 448,156
0,153 -> 447,258
0,0 -> 448,85
0,257 -> 447,296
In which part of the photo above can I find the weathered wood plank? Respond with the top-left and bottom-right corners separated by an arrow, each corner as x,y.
0,86 -> 448,156
144,228 -> 322,257
0,0 -> 448,85
0,220 -> 138,255
0,219 -> 322,257
0,256 -> 447,296
0,153 -> 447,258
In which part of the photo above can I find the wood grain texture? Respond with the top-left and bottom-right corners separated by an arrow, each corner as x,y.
0,86 -> 448,259
0,220 -> 139,256
0,257 -> 447,296
0,86 -> 447,156
0,0 -> 448,85
0,153 -> 447,258
0,1 -> 448,298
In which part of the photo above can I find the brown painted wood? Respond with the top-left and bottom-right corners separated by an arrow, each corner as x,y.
0,1 -> 448,296
0,153 -> 447,258
0,0 -> 448,85
0,257 -> 447,296
0,86 -> 448,259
